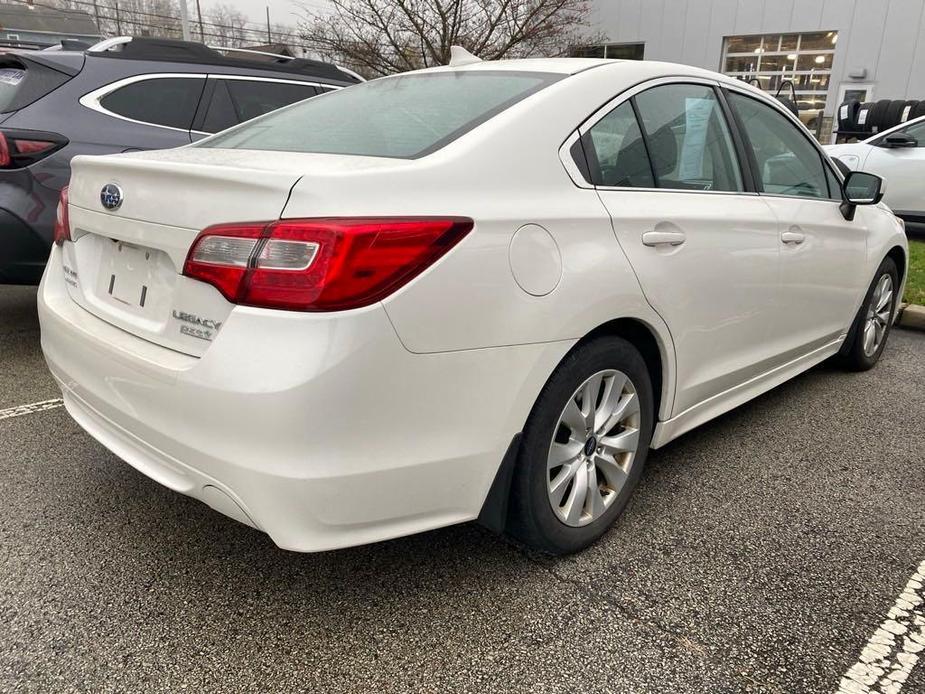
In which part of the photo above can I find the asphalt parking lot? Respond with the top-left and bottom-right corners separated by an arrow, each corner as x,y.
1,284 -> 923,694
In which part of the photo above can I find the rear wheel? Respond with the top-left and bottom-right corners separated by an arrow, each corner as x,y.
838,257 -> 899,371
509,337 -> 654,555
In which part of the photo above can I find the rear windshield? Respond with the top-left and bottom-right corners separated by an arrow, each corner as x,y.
198,71 -> 561,159
0,67 -> 26,112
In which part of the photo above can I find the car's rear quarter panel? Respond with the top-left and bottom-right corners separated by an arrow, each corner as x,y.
281,62 -> 679,416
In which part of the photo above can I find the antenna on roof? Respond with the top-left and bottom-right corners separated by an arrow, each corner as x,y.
448,46 -> 481,67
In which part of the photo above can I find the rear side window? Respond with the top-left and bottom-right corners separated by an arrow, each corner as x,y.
202,79 -> 318,133
0,67 -> 26,111
199,71 -> 562,159
584,101 -> 654,187
100,77 -> 205,130
728,92 -> 830,199
633,84 -> 743,192
0,60 -> 72,113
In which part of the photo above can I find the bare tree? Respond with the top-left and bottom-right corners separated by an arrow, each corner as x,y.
206,3 -> 254,46
298,0 -> 597,78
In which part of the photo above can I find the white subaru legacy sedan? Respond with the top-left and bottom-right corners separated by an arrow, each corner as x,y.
39,58 -> 907,555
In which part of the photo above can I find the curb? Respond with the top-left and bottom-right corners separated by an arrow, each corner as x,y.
897,302 -> 925,331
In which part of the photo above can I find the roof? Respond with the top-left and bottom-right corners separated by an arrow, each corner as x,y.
0,3 -> 100,36
425,56 -> 754,88
424,57 -> 612,75
93,37 -> 360,83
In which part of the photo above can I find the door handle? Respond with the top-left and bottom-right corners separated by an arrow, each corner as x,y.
642,230 -> 686,247
780,230 -> 806,245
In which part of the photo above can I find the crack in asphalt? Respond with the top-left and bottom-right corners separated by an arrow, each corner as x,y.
484,528 -> 790,694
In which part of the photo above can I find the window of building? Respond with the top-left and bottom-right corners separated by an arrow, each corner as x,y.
570,43 -> 644,60
721,31 -> 837,135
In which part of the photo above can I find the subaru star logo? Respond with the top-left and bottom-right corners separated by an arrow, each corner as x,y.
100,183 -> 123,211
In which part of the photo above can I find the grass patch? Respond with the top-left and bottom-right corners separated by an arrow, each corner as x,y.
905,239 -> 925,306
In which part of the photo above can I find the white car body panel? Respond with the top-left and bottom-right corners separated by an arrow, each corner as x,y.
826,115 -> 925,218
39,58 -> 909,551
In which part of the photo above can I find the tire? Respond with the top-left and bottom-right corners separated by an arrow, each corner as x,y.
508,337 -> 654,555
900,100 -> 919,123
837,257 -> 899,371
885,100 -> 907,129
912,101 -> 925,120
869,99 -> 892,132
837,100 -> 860,132
855,102 -> 876,133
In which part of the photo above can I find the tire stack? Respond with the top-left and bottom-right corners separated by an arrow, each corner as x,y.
840,98 -> 924,136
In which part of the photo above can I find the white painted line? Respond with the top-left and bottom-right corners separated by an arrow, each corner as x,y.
0,398 -> 64,421
838,560 -> 925,694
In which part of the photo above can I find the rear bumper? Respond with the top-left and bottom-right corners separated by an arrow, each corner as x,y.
39,246 -> 571,551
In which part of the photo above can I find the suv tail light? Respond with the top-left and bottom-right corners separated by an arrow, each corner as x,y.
183,217 -> 473,311
0,129 -> 67,169
52,185 -> 70,246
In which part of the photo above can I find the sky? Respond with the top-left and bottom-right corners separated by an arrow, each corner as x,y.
197,0 -> 327,30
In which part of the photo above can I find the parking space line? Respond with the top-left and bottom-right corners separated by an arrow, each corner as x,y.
838,560 -> 925,694
0,398 -> 64,421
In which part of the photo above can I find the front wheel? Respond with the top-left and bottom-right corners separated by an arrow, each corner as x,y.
838,257 -> 899,371
508,337 -> 654,555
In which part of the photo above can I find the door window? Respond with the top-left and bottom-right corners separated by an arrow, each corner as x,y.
633,83 -> 743,192
99,77 -> 205,130
584,101 -> 654,187
729,91 -> 833,199
202,79 -> 319,133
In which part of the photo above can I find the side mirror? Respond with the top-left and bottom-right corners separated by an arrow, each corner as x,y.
880,133 -> 918,148
840,171 -> 885,220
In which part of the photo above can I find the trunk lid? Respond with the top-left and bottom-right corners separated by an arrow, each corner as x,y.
63,149 -> 309,356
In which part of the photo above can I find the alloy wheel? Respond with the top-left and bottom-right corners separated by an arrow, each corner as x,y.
546,369 -> 641,527
863,273 -> 893,357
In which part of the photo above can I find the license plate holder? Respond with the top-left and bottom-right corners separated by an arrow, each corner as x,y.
104,241 -> 155,309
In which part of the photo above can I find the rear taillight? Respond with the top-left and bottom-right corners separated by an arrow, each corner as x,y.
53,185 -> 70,246
183,217 -> 473,311
0,129 -> 66,168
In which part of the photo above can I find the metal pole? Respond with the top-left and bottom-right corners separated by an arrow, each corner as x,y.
114,0 -> 121,35
178,0 -> 191,41
92,0 -> 101,31
195,0 -> 204,41
266,6 -> 271,43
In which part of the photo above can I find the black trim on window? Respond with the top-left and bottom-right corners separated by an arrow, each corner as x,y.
579,130 -> 603,185
721,87 -> 765,194
629,96 -> 660,188
569,135 -> 593,184
190,77 -> 217,132
715,86 -> 757,193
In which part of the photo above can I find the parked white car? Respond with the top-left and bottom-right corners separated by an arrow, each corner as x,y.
826,115 -> 925,226
39,58 -> 907,555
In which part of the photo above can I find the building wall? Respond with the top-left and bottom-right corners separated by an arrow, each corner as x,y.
589,0 -> 925,116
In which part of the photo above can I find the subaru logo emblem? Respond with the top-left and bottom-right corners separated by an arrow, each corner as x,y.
100,183 -> 123,211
